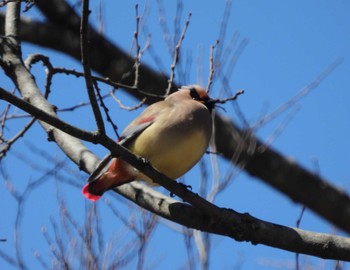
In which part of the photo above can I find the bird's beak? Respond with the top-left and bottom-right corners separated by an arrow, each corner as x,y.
203,98 -> 216,113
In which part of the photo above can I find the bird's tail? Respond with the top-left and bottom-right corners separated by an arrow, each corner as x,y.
82,177 -> 108,202
82,158 -> 134,202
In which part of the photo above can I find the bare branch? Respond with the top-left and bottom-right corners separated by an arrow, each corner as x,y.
210,89 -> 244,105
215,0 -> 233,59
51,67 -> 163,99
217,36 -> 249,127
206,39 -> 219,94
258,106 -> 300,152
93,81 -> 120,138
52,67 -> 136,91
156,0 -> 173,55
0,87 -> 99,142
24,53 -> 54,98
0,249 -> 18,268
166,12 -> 192,95
133,3 -> 141,88
0,116 -> 35,159
80,0 -> 105,134
0,0 -> 35,11
110,90 -> 146,111
252,57 -> 344,130
0,0 -> 16,7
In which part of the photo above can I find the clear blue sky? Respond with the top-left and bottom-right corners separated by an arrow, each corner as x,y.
1,1 -> 350,269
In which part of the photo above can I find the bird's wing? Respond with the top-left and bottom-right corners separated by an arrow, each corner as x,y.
118,119 -> 154,146
118,102 -> 167,146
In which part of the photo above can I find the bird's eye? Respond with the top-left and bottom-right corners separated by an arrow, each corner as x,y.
189,87 -> 201,100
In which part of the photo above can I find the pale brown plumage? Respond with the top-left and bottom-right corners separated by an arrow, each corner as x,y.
82,85 -> 213,201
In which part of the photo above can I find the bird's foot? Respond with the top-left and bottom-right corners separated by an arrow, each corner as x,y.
138,156 -> 149,165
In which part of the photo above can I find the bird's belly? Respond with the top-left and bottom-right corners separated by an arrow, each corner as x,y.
129,128 -> 209,181
151,132 -> 207,178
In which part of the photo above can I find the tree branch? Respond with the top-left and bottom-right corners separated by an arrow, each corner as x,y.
80,0 -> 105,134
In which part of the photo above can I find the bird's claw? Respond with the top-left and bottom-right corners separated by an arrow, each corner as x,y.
138,156 -> 149,165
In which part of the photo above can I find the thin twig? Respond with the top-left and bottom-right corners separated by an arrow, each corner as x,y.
136,210 -> 158,270
207,40 -> 219,94
252,57 -> 344,130
93,81 -> 119,138
210,89 -> 244,105
52,67 -> 136,91
295,206 -> 306,270
0,92 -> 13,136
59,97 -> 108,113
182,227 -> 195,270
133,3 -> 141,88
206,112 -> 223,203
3,95 -> 110,120
166,12 -> 192,95
0,117 -> 36,159
193,230 -> 209,270
51,67 -> 163,99
141,28 -> 167,72
220,32 -> 239,69
215,0 -> 233,59
172,0 -> 185,82
24,54 -> 54,98
173,0 -> 184,49
0,249 -> 19,268
22,0 -> 34,12
24,53 -> 53,70
1,156 -> 63,270
110,91 -> 146,111
0,0 -> 24,8
218,37 -> 249,127
258,106 -> 300,153
80,0 -> 105,134
156,0 -> 172,55
0,87 -> 99,143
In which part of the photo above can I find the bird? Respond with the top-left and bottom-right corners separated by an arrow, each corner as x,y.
82,85 -> 214,201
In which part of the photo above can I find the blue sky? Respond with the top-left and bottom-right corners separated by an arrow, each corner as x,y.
1,1 -> 350,269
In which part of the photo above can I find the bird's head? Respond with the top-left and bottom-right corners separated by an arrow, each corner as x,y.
177,85 -> 215,112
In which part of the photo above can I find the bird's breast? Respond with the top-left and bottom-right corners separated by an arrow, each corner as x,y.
128,108 -> 212,181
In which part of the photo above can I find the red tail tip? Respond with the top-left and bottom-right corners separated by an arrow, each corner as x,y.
82,183 -> 102,202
